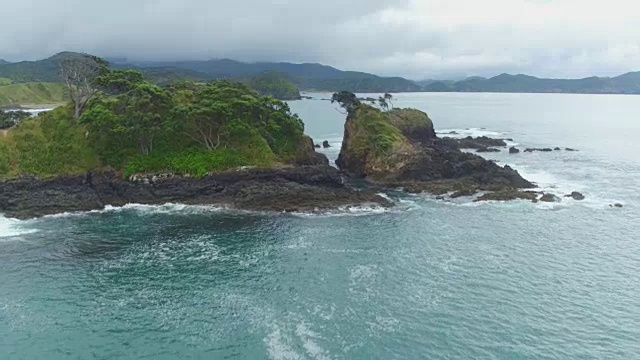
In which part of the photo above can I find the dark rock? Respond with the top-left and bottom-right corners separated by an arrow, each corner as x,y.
443,135 -> 508,149
540,193 -> 560,202
0,166 -> 393,219
322,140 -> 331,148
505,138 -> 514,142
314,144 -> 321,148
565,191 -> 585,201
450,188 -> 478,198
509,147 -> 520,154
476,147 -> 501,153
565,148 -> 577,151
447,131 -> 459,135
554,147 -> 561,151
475,190 -> 538,202
614,203 -> 623,208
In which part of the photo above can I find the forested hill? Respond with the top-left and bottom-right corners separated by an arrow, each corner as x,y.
422,72 -> 640,94
0,53 -> 422,93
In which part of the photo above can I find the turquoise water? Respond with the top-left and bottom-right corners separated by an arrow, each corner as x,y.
2,93 -> 640,359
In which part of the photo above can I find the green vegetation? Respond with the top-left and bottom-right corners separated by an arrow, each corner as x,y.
0,110 -> 31,129
0,65 -> 312,180
249,72 -> 301,100
347,105 -> 408,157
0,78 -> 12,85
388,108 -> 433,132
0,82 -> 67,106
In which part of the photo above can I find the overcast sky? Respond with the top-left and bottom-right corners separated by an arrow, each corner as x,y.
1,0 -> 638,79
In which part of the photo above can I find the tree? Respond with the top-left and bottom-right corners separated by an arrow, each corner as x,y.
378,96 -> 389,112
384,93 -> 393,109
58,54 -> 108,120
331,91 -> 360,113
80,82 -> 173,156
115,83 -> 174,155
0,110 -> 31,129
94,69 -> 145,95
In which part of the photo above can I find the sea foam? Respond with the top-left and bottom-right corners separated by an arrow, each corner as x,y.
0,216 -> 37,238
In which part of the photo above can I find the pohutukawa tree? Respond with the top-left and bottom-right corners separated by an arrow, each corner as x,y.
331,91 -> 360,114
58,54 -> 108,120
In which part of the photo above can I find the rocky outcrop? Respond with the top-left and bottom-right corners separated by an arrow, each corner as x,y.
476,147 -> 500,153
441,136 -> 508,149
540,193 -> 560,202
566,191 -> 585,200
0,166 -> 392,219
336,105 -> 533,195
322,140 -> 331,148
289,136 -> 330,166
475,190 -> 538,202
509,147 -> 520,154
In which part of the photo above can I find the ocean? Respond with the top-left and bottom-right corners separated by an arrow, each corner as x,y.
1,93 -> 639,359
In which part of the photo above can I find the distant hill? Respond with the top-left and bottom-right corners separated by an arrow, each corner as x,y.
0,52 -> 86,83
126,58 -> 422,92
0,60 -> 9,65
0,53 -> 422,93
0,82 -> 67,107
422,73 -> 640,94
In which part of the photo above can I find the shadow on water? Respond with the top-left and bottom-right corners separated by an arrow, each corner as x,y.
24,208 -> 278,264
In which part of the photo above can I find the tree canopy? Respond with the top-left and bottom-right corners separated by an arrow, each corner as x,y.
0,67 -> 313,179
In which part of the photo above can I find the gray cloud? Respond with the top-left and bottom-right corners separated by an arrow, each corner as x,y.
1,0 -> 639,79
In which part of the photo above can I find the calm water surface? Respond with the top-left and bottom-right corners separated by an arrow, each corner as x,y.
1,93 -> 639,359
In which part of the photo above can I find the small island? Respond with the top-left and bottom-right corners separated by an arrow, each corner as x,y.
330,91 -> 534,200
0,55 -> 390,218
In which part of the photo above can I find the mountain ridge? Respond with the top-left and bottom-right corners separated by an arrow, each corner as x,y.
421,71 -> 640,94
0,53 -> 422,93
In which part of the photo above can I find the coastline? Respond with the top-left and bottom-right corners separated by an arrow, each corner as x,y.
0,165 -> 392,219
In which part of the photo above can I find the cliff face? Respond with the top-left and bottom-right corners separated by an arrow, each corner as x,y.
337,105 -> 533,192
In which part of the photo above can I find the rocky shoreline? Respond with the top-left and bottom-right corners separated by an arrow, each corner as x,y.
0,166 -> 392,219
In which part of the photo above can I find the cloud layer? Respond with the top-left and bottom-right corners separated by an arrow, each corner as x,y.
1,0 -> 638,79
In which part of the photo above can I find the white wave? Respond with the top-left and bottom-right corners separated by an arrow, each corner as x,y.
290,204 -> 390,218
0,215 -> 37,238
436,127 -> 505,138
43,203 -> 230,219
265,326 -> 304,360
295,322 -> 331,360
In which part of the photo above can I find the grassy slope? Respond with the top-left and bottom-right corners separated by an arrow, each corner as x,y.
0,82 -> 67,106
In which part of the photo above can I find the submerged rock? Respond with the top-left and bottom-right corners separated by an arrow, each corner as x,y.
476,147 -> 501,153
565,191 -> 585,201
554,147 -> 561,151
336,105 -> 533,196
565,148 -> 578,151
525,148 -> 554,152
450,188 -> 478,198
442,135 -> 508,149
0,166 -> 393,219
540,193 -> 560,202
509,147 -> 520,154
474,190 -> 538,202
612,203 -> 623,208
